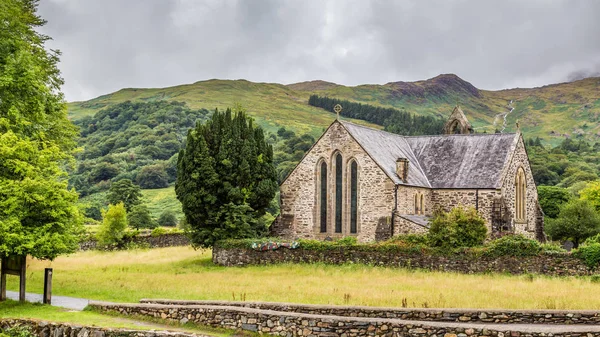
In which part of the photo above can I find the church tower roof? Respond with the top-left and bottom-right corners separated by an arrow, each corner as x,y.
443,105 -> 474,134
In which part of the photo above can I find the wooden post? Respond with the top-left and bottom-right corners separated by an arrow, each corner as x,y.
0,258 -> 6,301
19,255 -> 26,302
43,268 -> 52,305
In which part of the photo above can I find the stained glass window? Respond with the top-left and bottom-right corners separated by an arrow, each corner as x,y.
350,160 -> 358,234
335,153 -> 343,233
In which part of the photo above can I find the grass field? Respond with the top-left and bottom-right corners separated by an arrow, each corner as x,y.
6,246 -> 600,310
0,300 -> 237,336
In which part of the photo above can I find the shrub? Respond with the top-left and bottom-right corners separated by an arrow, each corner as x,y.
573,243 -> 600,269
485,234 -> 542,257
151,227 -> 168,237
584,233 -> 600,245
545,199 -> 600,247
158,210 -> 178,227
336,236 -> 358,246
0,325 -> 36,337
97,203 -> 128,247
388,234 -> 428,246
540,242 -> 566,254
427,206 -> 487,248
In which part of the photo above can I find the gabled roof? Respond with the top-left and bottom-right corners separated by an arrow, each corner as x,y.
340,121 -> 518,189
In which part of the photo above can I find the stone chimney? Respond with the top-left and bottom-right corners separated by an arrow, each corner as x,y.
396,158 -> 409,182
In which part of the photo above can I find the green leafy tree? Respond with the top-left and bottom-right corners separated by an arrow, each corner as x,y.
537,186 -> 572,218
158,210 -> 178,227
545,199 -> 600,247
107,179 -> 142,212
137,164 -> 169,189
97,203 -> 128,247
128,204 -> 157,229
428,206 -> 487,249
176,108 -> 278,247
0,0 -> 82,260
580,181 -> 600,211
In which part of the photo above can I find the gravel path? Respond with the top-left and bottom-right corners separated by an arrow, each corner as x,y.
5,291 -> 89,311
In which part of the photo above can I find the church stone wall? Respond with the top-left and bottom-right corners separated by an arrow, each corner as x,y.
395,186 -> 432,215
392,215 -> 429,236
430,189 -> 500,233
273,122 -> 395,243
499,135 -> 540,239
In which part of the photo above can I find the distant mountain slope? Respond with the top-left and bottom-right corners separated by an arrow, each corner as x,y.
68,75 -> 600,147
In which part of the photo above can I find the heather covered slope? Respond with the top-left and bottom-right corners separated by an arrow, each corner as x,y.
68,75 -> 600,146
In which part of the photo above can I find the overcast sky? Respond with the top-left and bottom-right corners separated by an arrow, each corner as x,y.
38,0 -> 600,102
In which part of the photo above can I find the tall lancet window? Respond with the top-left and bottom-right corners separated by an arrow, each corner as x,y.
319,161 -> 327,233
515,167 -> 527,221
335,153 -> 343,233
350,160 -> 358,234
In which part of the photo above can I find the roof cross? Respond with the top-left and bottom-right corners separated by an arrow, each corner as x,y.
333,104 -> 342,120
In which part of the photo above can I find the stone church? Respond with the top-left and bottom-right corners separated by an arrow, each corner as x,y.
272,106 -> 545,242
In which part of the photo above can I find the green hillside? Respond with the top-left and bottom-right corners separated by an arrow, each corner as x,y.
68,75 -> 600,221
69,75 -> 600,147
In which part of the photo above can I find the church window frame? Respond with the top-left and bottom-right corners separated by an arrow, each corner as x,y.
333,151 -> 343,233
317,159 -> 328,233
420,194 -> 424,215
515,167 -> 527,222
348,159 -> 359,234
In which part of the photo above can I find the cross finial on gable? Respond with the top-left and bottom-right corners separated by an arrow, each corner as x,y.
333,104 -> 342,120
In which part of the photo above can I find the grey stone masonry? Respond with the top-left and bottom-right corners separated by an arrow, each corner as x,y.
0,319 -> 206,337
140,299 -> 600,325
90,301 -> 600,337
212,246 -> 592,276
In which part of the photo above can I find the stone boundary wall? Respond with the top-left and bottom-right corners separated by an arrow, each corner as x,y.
80,233 -> 190,251
212,246 -> 592,276
138,299 -> 600,325
0,318 -> 205,337
90,302 -> 600,337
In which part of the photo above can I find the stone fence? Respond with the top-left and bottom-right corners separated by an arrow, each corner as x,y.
0,318 -> 205,337
212,246 -> 593,276
90,301 -> 600,337
80,233 -> 190,251
139,299 -> 600,325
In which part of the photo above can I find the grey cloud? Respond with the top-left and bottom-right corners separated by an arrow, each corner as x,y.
37,0 -> 600,101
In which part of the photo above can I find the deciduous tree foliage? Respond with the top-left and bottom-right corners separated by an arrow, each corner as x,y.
537,186 -> 572,218
0,0 -> 82,260
176,108 -> 278,247
545,199 -> 600,248
106,179 -> 142,212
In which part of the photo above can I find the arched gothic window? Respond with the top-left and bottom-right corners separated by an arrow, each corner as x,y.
350,160 -> 358,234
319,161 -> 327,233
335,153 -> 343,233
420,194 -> 424,215
515,167 -> 527,221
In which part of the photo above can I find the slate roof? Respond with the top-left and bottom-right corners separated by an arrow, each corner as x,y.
399,215 -> 431,228
341,121 -> 518,189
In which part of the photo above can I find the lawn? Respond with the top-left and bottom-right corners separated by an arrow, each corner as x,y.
6,246 -> 600,310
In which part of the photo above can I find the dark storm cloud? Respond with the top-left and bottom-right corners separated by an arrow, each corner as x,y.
37,0 -> 600,101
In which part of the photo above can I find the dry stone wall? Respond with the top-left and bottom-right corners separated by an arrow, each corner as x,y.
79,233 -> 190,251
274,122 -> 395,242
139,299 -> 600,325
90,302 -> 600,337
212,246 -> 592,276
0,319 -> 204,337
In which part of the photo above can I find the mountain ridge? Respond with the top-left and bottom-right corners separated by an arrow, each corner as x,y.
68,75 -> 600,146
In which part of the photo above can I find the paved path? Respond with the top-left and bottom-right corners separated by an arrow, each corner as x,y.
6,291 -> 89,311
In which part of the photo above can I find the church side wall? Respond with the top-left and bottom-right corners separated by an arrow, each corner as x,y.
500,136 -> 539,239
430,189 -> 500,234
395,186 -> 432,215
273,122 -> 395,243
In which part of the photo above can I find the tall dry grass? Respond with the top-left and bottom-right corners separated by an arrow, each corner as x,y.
8,246 -> 600,309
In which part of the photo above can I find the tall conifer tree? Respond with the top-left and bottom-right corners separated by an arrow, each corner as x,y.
176,108 -> 278,247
